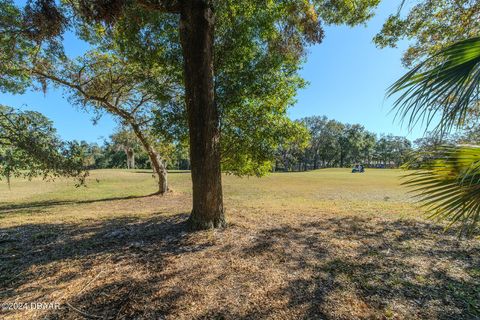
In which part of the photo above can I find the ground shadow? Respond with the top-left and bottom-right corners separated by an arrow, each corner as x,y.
0,193 -> 161,214
0,212 -> 207,318
129,170 -> 191,174
241,217 -> 479,319
1,214 -> 479,319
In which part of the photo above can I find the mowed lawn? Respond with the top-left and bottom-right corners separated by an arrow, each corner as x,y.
0,169 -> 479,319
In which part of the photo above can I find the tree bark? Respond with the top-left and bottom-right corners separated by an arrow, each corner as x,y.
125,151 -> 130,169
126,149 -> 135,169
131,123 -> 168,195
180,0 -> 225,230
146,146 -> 168,194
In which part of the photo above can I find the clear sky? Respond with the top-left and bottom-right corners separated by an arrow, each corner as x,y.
0,1 -> 427,144
291,0 -> 427,140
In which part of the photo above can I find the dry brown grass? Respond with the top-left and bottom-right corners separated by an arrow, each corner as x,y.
0,169 -> 479,319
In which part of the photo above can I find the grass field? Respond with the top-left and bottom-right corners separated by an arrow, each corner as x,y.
0,169 -> 479,319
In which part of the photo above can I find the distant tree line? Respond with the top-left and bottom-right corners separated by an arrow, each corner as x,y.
15,112 -> 475,178
274,116 -> 414,171
273,115 -> 480,173
5,111 -> 476,181
74,119 -> 416,173
77,127 -> 190,171
48,118 -> 421,173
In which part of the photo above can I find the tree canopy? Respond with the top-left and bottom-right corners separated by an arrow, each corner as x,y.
0,105 -> 87,187
275,116 -> 413,171
374,0 -> 480,67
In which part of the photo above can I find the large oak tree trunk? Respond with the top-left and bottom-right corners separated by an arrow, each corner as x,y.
180,0 -> 225,230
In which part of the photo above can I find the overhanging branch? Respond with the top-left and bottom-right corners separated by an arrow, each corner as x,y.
137,0 -> 181,13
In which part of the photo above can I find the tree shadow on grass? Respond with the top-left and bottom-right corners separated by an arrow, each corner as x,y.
0,193 -> 160,215
241,217 -> 480,319
129,170 -> 191,174
0,212 -> 202,318
1,214 -> 479,319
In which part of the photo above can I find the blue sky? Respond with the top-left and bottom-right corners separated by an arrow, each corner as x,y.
291,0 -> 425,139
0,1 -> 426,144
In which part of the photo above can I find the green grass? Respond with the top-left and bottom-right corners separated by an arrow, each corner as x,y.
0,168 -> 415,225
0,169 -> 478,319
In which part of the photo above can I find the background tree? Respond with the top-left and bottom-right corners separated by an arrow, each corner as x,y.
0,105 -> 87,187
342,124 -> 368,166
374,134 -> 412,168
169,141 -> 190,170
274,123 -> 310,172
361,132 -> 377,166
301,116 -> 328,169
110,127 -> 142,169
413,132 -> 456,152
317,119 -> 344,167
374,0 -> 480,67
276,116 -> 413,171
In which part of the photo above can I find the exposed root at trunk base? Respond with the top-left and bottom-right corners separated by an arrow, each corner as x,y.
150,187 -> 172,196
187,211 -> 227,230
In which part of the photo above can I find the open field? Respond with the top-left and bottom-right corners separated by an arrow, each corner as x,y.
0,169 -> 479,319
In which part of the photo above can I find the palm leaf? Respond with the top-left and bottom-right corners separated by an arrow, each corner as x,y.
391,37 -> 480,235
388,37 -> 480,133
403,145 -> 480,236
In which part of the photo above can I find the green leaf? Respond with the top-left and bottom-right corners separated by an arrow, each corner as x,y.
403,145 -> 480,236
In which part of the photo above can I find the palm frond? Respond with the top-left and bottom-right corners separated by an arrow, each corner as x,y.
388,37 -> 480,133
403,145 -> 480,236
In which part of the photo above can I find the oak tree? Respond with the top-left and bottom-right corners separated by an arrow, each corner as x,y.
0,0 -> 380,229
